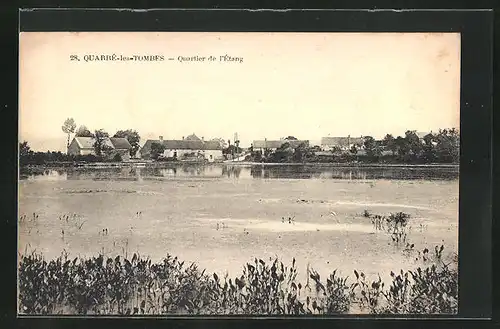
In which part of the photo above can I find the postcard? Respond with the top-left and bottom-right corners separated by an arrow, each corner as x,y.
18,32 -> 460,315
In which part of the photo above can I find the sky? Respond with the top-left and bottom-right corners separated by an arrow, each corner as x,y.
19,32 -> 460,152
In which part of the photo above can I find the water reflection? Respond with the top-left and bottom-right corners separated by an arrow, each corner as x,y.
23,168 -> 68,181
20,164 -> 459,182
249,165 -> 460,180
222,166 -> 241,178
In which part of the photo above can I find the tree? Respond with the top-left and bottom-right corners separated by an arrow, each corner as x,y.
284,136 -> 298,140
234,139 -> 240,155
383,134 -> 397,155
363,136 -> 382,159
211,138 -> 228,149
331,146 -> 342,154
270,142 -> 294,163
363,136 -> 376,154
435,129 -> 460,163
61,118 -> 77,152
19,141 -> 31,157
293,142 -> 313,163
112,153 -> 123,162
404,130 -> 422,157
114,129 -> 141,157
75,125 -> 94,137
422,133 -> 437,163
251,149 -> 263,162
93,129 -> 111,157
395,136 -> 410,157
448,128 -> 460,160
150,142 -> 166,160
223,145 -> 241,156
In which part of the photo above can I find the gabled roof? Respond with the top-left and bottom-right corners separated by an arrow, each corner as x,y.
203,140 -> 223,150
73,136 -> 131,150
140,138 -> 222,154
253,140 -> 282,149
109,137 -> 132,150
163,140 -> 205,150
252,140 -> 309,149
73,136 -> 114,150
321,137 -> 364,147
185,134 -> 201,141
73,137 -> 95,149
140,140 -> 162,154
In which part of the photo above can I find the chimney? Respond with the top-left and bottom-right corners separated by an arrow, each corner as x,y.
182,136 -> 185,140
201,137 -> 204,142
159,136 -> 163,141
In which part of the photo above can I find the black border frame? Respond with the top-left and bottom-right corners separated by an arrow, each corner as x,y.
5,7 -> 494,329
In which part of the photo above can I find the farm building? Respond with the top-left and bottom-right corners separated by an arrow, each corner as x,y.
67,136 -> 132,161
252,139 -> 309,152
321,136 -> 365,151
140,135 -> 224,162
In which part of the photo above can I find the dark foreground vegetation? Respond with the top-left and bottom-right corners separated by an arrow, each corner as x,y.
18,250 -> 457,315
19,211 -> 458,315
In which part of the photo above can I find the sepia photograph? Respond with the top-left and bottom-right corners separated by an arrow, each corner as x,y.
18,31 -> 460,316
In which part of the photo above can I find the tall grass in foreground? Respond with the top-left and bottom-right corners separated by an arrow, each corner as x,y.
18,250 -> 457,315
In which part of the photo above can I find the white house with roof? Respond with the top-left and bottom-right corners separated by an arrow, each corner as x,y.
140,134 -> 224,162
252,138 -> 309,152
67,136 -> 132,161
321,136 -> 365,151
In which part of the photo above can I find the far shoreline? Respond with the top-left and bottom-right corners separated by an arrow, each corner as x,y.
220,162 -> 459,169
20,161 -> 460,171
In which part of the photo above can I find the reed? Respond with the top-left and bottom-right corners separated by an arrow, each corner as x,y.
18,248 -> 457,315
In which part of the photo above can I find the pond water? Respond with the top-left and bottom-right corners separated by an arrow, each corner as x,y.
18,164 -> 459,285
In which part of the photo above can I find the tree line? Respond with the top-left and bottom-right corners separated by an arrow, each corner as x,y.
19,141 -> 110,166
20,118 -> 142,166
21,120 -> 459,166
248,129 -> 459,164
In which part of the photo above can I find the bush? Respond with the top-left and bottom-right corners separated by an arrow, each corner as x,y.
112,153 -> 123,162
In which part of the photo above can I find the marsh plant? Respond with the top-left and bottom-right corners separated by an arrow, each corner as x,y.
349,241 -> 457,315
365,211 -> 412,248
19,249 -> 458,315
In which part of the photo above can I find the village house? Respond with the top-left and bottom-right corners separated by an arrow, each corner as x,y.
67,136 -> 132,161
252,138 -> 310,152
140,134 -> 224,162
320,136 -> 365,152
